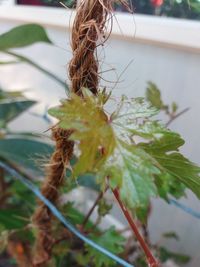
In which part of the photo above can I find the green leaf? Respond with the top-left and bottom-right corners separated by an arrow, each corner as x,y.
163,232 -> 179,241
138,123 -> 185,153
85,227 -> 125,267
49,90 -> 116,177
0,137 -> 53,174
9,180 -> 35,209
156,153 -> 200,198
0,210 -> 27,230
0,60 -> 20,65
49,90 -> 200,210
171,102 -> 178,113
0,98 -> 36,124
111,97 -> 158,144
98,199 -> 112,217
0,24 -> 52,51
111,96 -> 158,123
77,173 -> 100,191
100,141 -> 159,209
0,89 -> 24,100
140,132 -> 200,199
159,247 -> 190,264
61,202 -> 94,229
154,173 -> 186,200
112,98 -> 200,203
137,129 -> 200,201
146,82 -> 166,110
135,205 -> 149,224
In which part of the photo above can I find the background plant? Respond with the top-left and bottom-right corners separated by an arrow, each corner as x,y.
118,0 -> 200,20
23,0 -> 200,20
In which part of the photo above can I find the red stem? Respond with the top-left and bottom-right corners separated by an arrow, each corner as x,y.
112,188 -> 159,267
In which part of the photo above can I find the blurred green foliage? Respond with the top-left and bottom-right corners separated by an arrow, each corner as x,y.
0,23 -> 193,267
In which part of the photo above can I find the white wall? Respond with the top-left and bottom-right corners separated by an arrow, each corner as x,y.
0,7 -> 200,266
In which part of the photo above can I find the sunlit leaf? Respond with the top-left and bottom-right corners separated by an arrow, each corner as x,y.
49,89 -> 200,211
111,96 -> 158,123
49,90 -> 116,177
100,141 -> 159,208
111,97 -> 158,144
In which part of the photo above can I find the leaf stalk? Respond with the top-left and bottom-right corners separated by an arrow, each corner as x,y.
112,188 -> 159,267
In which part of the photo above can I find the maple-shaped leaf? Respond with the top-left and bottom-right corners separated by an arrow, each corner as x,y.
154,172 -> 186,200
49,90 -> 200,210
111,96 -> 158,121
146,82 -> 167,110
140,134 -> 200,199
110,97 -> 159,147
111,101 -> 189,204
49,89 -> 115,177
154,152 -> 200,199
85,227 -> 125,267
97,141 -> 159,208
111,97 -> 158,133
105,98 -> 185,207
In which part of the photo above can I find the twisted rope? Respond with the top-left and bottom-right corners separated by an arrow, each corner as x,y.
69,0 -> 114,95
33,1 -> 118,265
32,129 -> 74,266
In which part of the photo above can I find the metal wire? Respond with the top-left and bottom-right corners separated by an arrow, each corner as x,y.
169,198 -> 200,219
0,161 -> 133,267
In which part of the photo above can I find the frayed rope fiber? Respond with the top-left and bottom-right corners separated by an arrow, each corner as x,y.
69,0 -> 131,96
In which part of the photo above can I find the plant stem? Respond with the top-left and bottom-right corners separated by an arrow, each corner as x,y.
166,107 -> 189,127
4,51 -> 68,91
112,188 -> 159,267
0,167 -> 5,191
0,167 -> 10,207
82,186 -> 108,228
